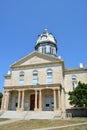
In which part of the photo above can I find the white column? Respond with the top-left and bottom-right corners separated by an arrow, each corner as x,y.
35,90 -> 37,111
1,92 -> 5,111
6,91 -> 9,111
3,91 -> 9,111
18,91 -> 21,109
21,91 -> 24,111
39,90 -> 42,111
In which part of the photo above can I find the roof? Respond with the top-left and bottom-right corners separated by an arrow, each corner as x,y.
65,67 -> 87,73
35,29 -> 57,46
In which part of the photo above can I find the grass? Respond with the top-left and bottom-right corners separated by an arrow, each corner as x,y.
0,117 -> 87,130
0,118 -> 9,122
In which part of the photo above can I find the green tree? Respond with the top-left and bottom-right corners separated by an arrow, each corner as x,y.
0,92 -> 3,108
68,82 -> 87,107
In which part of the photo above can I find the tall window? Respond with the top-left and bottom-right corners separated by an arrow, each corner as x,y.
50,47 -> 52,54
42,46 -> 46,54
32,70 -> 38,85
19,71 -> 24,85
72,75 -> 77,89
47,69 -> 53,84
50,47 -> 54,54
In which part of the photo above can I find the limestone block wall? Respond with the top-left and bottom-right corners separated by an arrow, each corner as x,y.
76,72 -> 87,83
5,63 -> 64,87
4,77 -> 11,86
64,74 -> 72,92
64,70 -> 87,92
64,69 -> 87,109
11,70 -> 19,86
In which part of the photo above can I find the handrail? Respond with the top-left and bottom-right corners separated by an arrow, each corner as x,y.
23,107 -> 29,119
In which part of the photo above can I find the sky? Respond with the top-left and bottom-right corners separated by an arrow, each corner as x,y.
0,0 -> 87,92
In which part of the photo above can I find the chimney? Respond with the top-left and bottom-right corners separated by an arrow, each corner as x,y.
58,56 -> 61,59
7,71 -> 11,75
79,63 -> 84,68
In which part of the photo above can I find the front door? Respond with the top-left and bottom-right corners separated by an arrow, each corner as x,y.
45,96 -> 54,111
30,94 -> 35,110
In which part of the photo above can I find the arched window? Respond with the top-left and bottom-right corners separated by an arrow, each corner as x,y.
47,69 -> 53,84
32,70 -> 38,85
72,75 -> 77,89
19,71 -> 24,85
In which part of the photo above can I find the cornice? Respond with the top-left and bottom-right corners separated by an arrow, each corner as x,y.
11,61 -> 64,69
4,74 -> 11,78
64,67 -> 87,73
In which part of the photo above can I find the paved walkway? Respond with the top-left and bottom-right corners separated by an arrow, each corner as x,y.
0,119 -> 21,125
32,122 -> 87,130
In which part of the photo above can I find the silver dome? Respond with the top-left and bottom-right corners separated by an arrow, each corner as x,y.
36,29 -> 57,45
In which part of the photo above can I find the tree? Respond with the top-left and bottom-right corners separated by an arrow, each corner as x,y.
0,92 -> 3,108
68,82 -> 87,107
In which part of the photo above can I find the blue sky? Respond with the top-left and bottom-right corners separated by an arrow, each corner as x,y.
0,0 -> 87,92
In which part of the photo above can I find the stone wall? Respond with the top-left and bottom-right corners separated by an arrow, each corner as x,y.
66,108 -> 87,117
4,63 -> 63,87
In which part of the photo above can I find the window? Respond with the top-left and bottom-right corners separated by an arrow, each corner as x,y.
72,75 -> 77,89
51,48 -> 54,54
47,69 -> 53,84
32,70 -> 38,85
50,47 -> 51,54
72,75 -> 77,81
19,71 -> 24,85
42,46 -> 46,54
50,47 -> 54,54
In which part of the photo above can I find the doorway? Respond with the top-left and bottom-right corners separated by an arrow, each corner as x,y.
30,94 -> 35,110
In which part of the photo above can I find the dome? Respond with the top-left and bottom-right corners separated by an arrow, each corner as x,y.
35,29 -> 58,56
35,29 -> 57,45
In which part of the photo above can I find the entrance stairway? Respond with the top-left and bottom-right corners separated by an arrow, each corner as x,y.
0,111 -> 62,119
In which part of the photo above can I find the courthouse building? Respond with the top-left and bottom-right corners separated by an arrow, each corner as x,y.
1,29 -> 87,113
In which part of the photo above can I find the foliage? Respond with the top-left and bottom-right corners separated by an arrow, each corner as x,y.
68,82 -> 87,107
0,92 -> 3,108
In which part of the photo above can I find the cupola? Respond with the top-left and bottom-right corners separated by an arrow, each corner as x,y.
35,29 -> 57,56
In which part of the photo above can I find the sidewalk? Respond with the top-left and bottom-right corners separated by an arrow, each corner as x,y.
32,122 -> 87,130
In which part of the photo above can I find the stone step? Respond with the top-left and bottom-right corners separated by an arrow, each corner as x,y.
0,111 -> 26,119
24,111 -> 55,119
0,111 -> 61,119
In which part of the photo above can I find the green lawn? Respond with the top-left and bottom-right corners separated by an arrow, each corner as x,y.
0,118 -> 87,130
0,118 -> 9,122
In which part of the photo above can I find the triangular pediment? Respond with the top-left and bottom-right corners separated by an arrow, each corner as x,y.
11,51 -> 63,68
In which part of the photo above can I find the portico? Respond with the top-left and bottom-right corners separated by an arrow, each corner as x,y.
1,84 -> 63,112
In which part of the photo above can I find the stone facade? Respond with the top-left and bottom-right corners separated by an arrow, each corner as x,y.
1,30 -> 87,115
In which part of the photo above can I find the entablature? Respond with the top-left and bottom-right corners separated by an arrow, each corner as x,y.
4,83 -> 62,91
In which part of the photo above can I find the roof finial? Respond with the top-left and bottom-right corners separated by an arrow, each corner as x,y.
43,29 -> 48,34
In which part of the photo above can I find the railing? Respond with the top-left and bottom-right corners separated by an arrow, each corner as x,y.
23,107 -> 29,120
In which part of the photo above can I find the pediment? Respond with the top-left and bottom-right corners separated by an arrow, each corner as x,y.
11,51 -> 63,68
